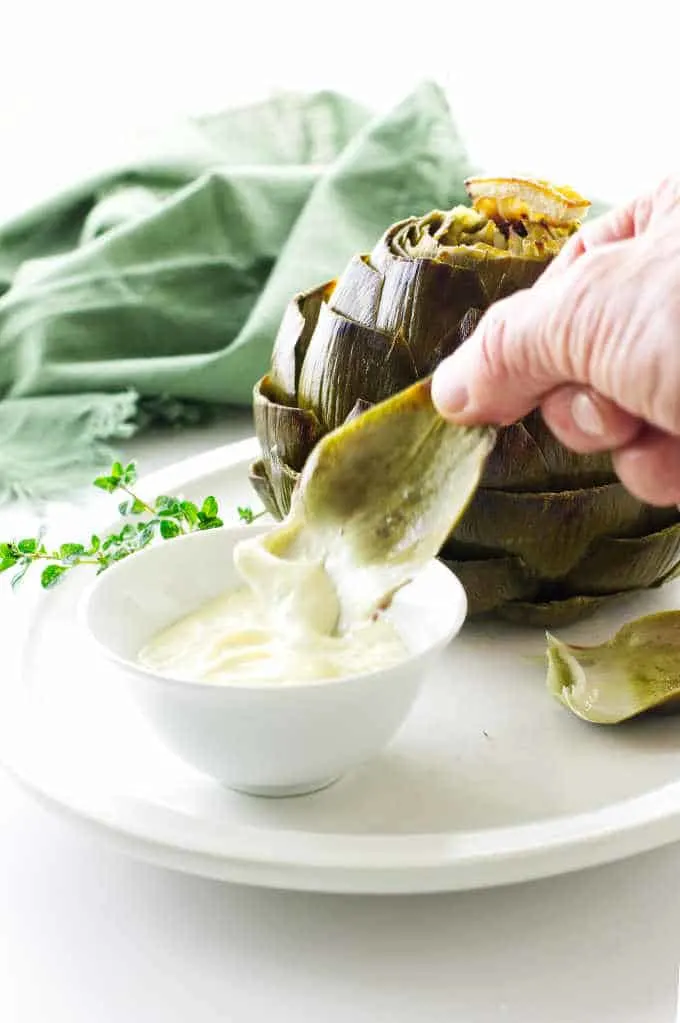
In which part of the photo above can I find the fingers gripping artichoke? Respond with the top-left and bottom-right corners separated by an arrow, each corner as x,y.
251,177 -> 680,626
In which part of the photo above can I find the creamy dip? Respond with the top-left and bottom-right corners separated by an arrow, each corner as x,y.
138,503 -> 414,687
138,584 -> 407,686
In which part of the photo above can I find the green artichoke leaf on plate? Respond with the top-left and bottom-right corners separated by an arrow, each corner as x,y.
238,379 -> 496,635
547,612 -> 680,724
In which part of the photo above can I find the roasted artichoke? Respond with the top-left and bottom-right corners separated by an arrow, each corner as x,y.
251,177 -> 680,626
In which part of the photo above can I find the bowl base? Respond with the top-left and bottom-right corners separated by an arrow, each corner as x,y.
226,776 -> 340,799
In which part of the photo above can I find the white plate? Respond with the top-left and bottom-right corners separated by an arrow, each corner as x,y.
2,437 -> 680,894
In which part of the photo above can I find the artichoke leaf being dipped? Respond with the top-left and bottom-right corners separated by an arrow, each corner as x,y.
546,613 -> 680,724
251,175 -> 680,626
238,379 -> 496,636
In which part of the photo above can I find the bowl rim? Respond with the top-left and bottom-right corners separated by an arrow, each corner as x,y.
78,524 -> 468,694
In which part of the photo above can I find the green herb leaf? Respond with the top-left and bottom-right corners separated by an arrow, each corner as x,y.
201,496 -> 218,520
123,461 -> 138,485
155,496 -> 182,517
238,506 -> 255,524
118,497 -> 149,517
111,461 -> 124,479
160,519 -> 182,540
94,475 -> 120,494
198,517 -> 224,531
41,564 -> 69,589
107,548 -> 131,564
59,542 -> 85,558
0,556 -> 17,573
17,538 -> 38,555
136,525 -> 155,548
180,500 -> 199,527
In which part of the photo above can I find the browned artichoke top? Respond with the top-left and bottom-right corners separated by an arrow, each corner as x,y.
381,177 -> 590,264
263,175 -> 592,436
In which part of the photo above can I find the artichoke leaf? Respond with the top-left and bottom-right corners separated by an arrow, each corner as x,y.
248,460 -> 281,521
439,553 -> 539,614
249,454 -> 299,522
376,257 -> 487,373
452,483 -> 677,578
500,594 -> 614,628
434,249 -> 548,301
483,411 -> 614,492
297,303 -> 416,431
561,520 -> 680,596
269,281 -> 335,400
253,376 -> 323,473
547,612 -> 680,723
343,398 -> 373,423
329,255 -> 384,328
238,378 -> 496,633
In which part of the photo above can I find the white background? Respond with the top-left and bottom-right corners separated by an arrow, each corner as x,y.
1,1 -> 679,217
2,2 -> 680,1020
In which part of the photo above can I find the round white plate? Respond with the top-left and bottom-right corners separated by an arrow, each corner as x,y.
2,437 -> 680,894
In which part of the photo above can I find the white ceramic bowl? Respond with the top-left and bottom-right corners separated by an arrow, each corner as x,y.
80,524 -> 467,797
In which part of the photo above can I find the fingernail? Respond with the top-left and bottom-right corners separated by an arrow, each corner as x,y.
571,390 -> 605,437
432,361 -> 469,416
437,382 -> 469,414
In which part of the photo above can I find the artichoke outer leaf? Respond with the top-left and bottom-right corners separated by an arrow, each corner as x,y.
483,411 -> 615,492
297,303 -> 416,432
436,249 -> 548,302
376,257 -> 488,374
439,553 -> 539,614
343,398 -> 373,423
451,483 -> 678,578
253,376 -> 323,473
329,255 -> 384,329
499,594 -> 614,628
561,520 -> 680,596
546,611 -> 680,723
249,453 -> 299,521
248,460 -> 282,521
269,281 -> 335,400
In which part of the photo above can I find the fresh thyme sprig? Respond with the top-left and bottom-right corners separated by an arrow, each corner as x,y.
0,459 -> 265,591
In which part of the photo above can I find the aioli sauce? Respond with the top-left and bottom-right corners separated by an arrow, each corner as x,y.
138,532 -> 407,686
138,585 -> 406,686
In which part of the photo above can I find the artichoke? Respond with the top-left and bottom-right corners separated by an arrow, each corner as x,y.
546,612 -> 680,723
251,177 -> 680,626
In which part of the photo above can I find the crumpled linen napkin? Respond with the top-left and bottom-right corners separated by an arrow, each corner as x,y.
0,81 -> 476,502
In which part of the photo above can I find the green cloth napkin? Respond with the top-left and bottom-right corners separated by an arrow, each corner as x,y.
0,81 -> 476,503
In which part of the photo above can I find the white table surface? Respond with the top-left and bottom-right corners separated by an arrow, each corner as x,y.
0,411 -> 678,1023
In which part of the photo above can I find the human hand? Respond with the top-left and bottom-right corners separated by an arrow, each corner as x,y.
431,176 -> 680,506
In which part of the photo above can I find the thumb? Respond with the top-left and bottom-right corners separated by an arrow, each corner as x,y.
431,242 -> 636,429
431,279 -> 579,426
